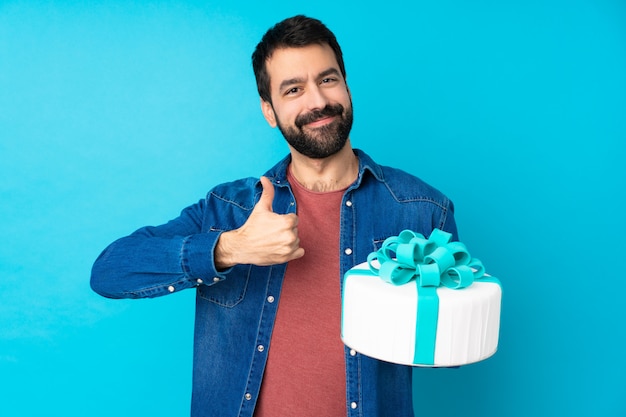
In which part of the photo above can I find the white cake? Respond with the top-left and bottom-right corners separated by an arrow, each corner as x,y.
341,229 -> 502,367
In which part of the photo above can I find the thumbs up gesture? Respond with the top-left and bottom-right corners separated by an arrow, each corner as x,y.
214,176 -> 305,269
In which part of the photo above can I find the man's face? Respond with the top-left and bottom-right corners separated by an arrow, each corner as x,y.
261,44 -> 353,159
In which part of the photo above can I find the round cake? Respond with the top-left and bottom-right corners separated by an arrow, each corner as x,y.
341,263 -> 501,367
341,229 -> 502,367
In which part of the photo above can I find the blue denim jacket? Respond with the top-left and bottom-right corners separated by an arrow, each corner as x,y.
91,149 -> 458,417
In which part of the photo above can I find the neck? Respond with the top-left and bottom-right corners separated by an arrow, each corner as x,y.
288,141 -> 359,192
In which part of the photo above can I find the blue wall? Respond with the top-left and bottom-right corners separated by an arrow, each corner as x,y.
1,1 -> 624,416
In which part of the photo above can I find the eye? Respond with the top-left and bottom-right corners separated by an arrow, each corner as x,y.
284,87 -> 301,96
321,77 -> 338,85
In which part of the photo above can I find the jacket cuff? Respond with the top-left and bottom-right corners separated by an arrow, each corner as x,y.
181,230 -> 229,282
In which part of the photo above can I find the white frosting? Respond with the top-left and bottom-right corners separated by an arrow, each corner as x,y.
341,262 -> 501,367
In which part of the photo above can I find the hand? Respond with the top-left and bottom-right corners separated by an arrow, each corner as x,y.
214,176 -> 305,269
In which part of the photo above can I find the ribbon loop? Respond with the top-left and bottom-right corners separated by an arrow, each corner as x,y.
418,263 -> 441,287
445,241 -> 471,265
396,242 -> 419,266
441,266 -> 474,289
424,246 -> 456,273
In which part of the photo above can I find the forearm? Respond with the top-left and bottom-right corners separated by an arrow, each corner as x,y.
90,228 -> 224,299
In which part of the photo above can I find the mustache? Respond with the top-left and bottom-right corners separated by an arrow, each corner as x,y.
295,104 -> 344,128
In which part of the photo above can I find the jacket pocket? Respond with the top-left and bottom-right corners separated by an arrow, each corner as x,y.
197,264 -> 251,307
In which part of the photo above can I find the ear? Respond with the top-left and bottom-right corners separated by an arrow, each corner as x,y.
261,98 -> 277,128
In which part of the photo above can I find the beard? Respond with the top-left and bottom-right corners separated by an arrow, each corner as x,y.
275,102 -> 353,159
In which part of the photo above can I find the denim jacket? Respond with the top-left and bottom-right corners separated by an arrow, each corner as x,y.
91,149 -> 458,417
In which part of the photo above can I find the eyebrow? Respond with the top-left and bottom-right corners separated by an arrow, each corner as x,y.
278,67 -> 342,92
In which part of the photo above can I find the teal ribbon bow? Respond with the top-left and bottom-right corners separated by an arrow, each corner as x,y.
366,228 -> 491,365
367,228 -> 485,289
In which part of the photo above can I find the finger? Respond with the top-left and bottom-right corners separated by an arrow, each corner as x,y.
284,213 -> 298,227
287,233 -> 304,261
256,176 -> 275,212
291,246 -> 305,260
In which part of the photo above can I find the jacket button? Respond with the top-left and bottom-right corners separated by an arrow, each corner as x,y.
350,349 -> 357,356
351,402 -> 358,409
245,393 -> 252,401
257,345 -> 265,352
344,248 -> 353,255
196,278 -> 203,285
345,200 -> 352,207
167,285 -> 175,292
267,295 -> 275,303
213,277 -> 220,282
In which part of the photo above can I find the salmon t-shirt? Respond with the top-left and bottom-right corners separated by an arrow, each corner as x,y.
254,169 -> 347,416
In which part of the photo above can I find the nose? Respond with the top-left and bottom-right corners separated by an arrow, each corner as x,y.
305,83 -> 329,111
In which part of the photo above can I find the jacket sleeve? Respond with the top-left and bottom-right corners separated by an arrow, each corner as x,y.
440,198 -> 459,241
90,198 -> 227,299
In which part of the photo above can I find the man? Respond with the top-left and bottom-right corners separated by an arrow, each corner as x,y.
91,15 -> 458,417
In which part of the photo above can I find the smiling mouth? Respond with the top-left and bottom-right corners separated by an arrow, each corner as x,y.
304,116 -> 336,128
295,104 -> 344,129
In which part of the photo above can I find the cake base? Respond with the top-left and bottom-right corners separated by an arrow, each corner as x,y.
341,263 -> 501,367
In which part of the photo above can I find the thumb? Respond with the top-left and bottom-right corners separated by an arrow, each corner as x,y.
256,176 -> 275,212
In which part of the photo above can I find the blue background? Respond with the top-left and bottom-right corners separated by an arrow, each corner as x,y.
1,1 -> 624,416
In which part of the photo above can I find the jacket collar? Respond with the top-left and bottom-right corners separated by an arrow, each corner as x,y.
263,148 -> 384,188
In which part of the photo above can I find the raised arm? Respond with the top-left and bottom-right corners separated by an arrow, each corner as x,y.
91,177 -> 304,299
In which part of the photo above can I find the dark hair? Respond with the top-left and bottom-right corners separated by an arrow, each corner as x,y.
252,15 -> 346,104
